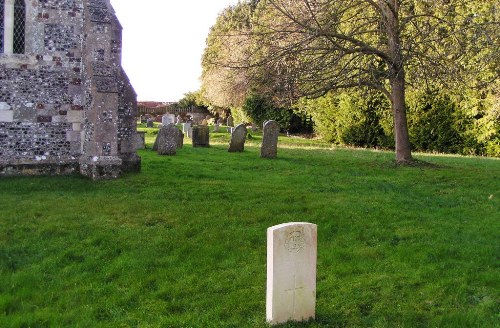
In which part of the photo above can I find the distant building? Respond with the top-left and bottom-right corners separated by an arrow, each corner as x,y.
0,0 -> 141,180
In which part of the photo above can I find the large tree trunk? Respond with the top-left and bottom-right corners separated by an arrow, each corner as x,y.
382,0 -> 413,163
390,73 -> 413,163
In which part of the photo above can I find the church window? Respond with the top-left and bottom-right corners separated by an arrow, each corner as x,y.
13,0 -> 25,54
0,0 -> 4,53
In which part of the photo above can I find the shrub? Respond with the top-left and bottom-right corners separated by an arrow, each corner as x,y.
407,90 -> 465,153
299,90 -> 393,148
242,94 -> 313,133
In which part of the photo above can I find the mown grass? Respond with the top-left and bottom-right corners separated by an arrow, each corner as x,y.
0,128 -> 499,327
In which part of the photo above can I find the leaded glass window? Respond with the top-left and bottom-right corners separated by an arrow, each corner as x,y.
0,0 -> 4,53
13,0 -> 25,54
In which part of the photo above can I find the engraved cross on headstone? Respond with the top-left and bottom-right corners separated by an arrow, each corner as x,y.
285,275 -> 304,317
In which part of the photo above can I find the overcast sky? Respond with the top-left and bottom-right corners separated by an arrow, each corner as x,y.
109,0 -> 239,102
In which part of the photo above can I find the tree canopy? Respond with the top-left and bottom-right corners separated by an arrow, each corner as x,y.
201,0 -> 499,160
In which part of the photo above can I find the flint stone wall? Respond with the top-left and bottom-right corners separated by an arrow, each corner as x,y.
0,0 -> 140,179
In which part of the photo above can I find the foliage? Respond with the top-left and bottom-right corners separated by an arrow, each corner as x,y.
201,0 -> 499,162
300,87 -> 499,157
453,84 -> 500,157
407,90 -> 464,154
200,2 -> 256,109
1,139 -> 499,327
300,90 -> 393,148
178,91 -> 206,109
230,106 -> 252,126
242,94 -> 313,133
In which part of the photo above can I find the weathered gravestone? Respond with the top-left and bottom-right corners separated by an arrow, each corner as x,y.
175,129 -> 184,149
228,124 -> 247,152
156,124 -> 179,155
214,124 -> 220,133
153,124 -> 184,151
267,222 -> 317,325
134,131 -> 146,150
146,118 -> 154,128
192,125 -> 210,147
261,120 -> 280,158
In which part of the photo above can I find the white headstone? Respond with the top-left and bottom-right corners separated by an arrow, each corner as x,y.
266,222 -> 317,325
182,123 -> 191,134
162,114 -> 175,126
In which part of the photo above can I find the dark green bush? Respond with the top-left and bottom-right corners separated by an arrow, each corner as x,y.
299,87 -> 499,157
300,90 -> 393,148
407,90 -> 464,153
242,94 -> 313,133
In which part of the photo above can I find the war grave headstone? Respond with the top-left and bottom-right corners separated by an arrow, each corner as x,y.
266,222 -> 317,325
261,120 -> 280,158
192,126 -> 210,147
228,124 -> 247,152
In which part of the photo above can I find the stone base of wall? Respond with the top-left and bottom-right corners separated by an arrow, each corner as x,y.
0,162 -> 80,177
0,156 -> 141,180
79,157 -> 123,180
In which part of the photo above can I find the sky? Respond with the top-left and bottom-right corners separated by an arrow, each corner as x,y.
109,0 -> 240,102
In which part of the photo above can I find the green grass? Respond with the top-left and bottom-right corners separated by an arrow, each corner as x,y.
1,129 -> 499,327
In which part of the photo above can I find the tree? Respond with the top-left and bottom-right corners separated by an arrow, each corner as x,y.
206,0 -> 498,163
201,3 -> 256,109
177,91 -> 205,109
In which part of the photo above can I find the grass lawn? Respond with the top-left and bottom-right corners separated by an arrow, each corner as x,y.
1,128 -> 499,327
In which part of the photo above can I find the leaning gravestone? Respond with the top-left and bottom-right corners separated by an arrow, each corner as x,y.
155,124 -> 178,155
192,125 -> 210,147
228,123 -> 247,152
266,222 -> 317,325
261,120 -> 280,158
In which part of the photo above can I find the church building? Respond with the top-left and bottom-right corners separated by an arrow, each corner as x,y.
0,0 -> 141,180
